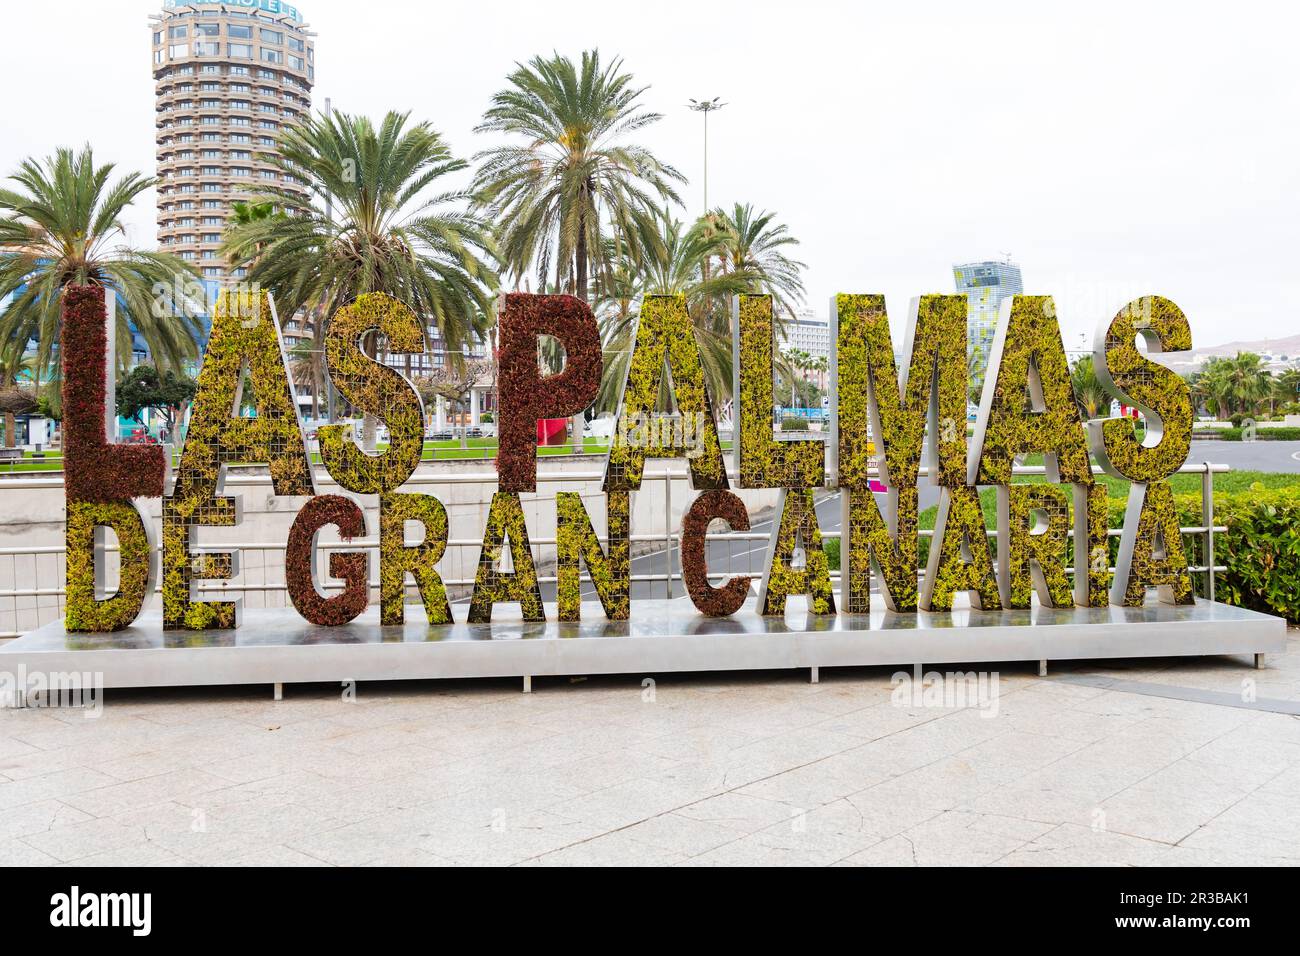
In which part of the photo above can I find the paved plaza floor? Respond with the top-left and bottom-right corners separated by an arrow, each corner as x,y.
1,632 -> 1297,867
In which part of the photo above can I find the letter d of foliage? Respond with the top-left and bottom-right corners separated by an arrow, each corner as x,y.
496,294 -> 602,493
1112,479 -> 1195,607
998,484 -> 1074,609
734,295 -> 825,489
467,492 -> 544,623
379,492 -> 452,625
971,296 -> 1091,486
163,289 -> 314,630
758,489 -> 836,616
1088,296 -> 1193,482
680,490 -> 753,617
922,485 -> 1001,611
65,501 -> 156,632
556,492 -> 630,622
604,295 -> 729,492
319,293 -> 426,493
285,495 -> 368,626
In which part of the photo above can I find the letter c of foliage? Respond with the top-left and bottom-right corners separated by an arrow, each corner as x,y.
680,490 -> 754,617
556,491 -> 630,622
496,293 -> 602,493
379,492 -> 452,626
467,492 -> 544,623
1112,479 -> 1195,607
60,285 -> 166,502
1088,295 -> 1193,483
65,500 -> 155,632
758,488 -> 836,616
998,483 -> 1074,609
319,293 -> 426,494
285,495 -> 369,626
971,296 -> 1091,486
922,484 -> 1001,612
734,294 -> 825,489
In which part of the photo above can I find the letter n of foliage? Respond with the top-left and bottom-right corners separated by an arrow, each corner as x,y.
555,491 -> 630,622
285,494 -> 369,626
318,292 -> 426,493
1112,479 -> 1195,607
604,295 -> 728,492
758,488 -> 836,616
65,501 -> 155,632
680,490 -> 753,617
922,484 -> 1001,611
841,486 -> 918,613
379,492 -> 452,626
467,491 -> 544,623
998,483 -> 1074,609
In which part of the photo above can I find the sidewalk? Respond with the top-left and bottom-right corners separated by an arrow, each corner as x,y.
1,633 -> 1296,866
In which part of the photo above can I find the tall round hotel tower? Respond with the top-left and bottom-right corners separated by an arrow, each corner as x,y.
149,1 -> 315,291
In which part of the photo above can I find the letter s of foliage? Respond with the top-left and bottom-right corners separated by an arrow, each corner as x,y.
1088,296 -> 1193,483
467,492 -> 544,623
680,490 -> 753,617
999,483 -> 1074,609
758,488 -> 836,616
556,491 -> 630,622
61,285 -> 165,501
496,293 -> 602,493
285,494 -> 368,626
379,492 -> 452,626
65,501 -> 154,632
734,294 -> 824,489
604,295 -> 728,492
972,296 -> 1091,486
318,292 -> 426,494
922,484 -> 1001,611
1113,479 -> 1195,607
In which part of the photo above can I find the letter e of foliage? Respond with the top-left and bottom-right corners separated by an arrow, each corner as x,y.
998,484 -> 1074,609
680,490 -> 754,617
922,484 -> 1001,612
604,295 -> 729,492
319,293 -> 426,493
496,293 -> 601,492
285,494 -> 369,626
734,294 -> 825,489
467,492 -> 544,623
758,489 -> 836,616
971,296 -> 1091,486
1112,479 -> 1195,607
555,491 -> 630,622
379,492 -> 452,625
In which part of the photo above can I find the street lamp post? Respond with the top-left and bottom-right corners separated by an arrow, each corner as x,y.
687,97 -> 725,212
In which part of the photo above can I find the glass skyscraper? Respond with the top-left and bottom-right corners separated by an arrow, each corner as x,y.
952,259 -> 1022,391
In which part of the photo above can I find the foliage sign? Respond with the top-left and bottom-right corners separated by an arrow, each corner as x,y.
62,285 -> 1202,633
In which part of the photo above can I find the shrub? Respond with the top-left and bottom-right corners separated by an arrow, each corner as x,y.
478,411 -> 494,423
781,416 -> 810,432
1209,427 -> 1300,442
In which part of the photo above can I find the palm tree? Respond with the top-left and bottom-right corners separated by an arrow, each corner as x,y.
708,203 -> 807,324
1070,355 -> 1110,420
0,347 -> 37,449
473,49 -> 684,302
0,146 -> 203,387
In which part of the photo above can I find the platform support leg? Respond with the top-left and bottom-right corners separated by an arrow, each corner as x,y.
1038,659 -> 1048,677
273,682 -> 283,701
522,675 -> 532,694
810,666 -> 819,685
1255,653 -> 1266,670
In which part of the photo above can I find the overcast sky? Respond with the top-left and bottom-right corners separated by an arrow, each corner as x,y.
4,0 -> 1297,351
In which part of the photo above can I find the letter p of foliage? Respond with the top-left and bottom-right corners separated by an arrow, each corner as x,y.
496,293 -> 601,493
285,494 -> 368,626
62,286 -> 165,632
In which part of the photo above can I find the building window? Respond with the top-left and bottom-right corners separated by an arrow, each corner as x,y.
229,43 -> 253,59
260,29 -> 283,44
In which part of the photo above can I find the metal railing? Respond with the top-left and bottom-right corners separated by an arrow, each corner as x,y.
0,461 -> 1228,638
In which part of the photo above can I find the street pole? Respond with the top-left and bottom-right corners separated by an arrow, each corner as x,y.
688,98 -> 725,214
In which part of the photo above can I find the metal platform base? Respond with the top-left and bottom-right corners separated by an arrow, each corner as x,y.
0,598 -> 1285,695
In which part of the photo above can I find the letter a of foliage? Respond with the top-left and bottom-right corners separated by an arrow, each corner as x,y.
497,293 -> 602,493
65,501 -> 155,632
734,294 -> 824,489
758,489 -> 836,616
841,486 -> 918,613
1088,296 -> 1193,482
604,295 -> 728,492
680,490 -> 754,617
467,492 -> 544,623
163,289 -> 314,630
379,492 -> 452,626
1073,481 -> 1112,608
971,296 -> 1091,485
922,485 -> 1001,611
998,484 -> 1074,609
556,491 -> 630,622
319,293 -> 426,493
285,495 -> 368,626
1112,479 -> 1195,607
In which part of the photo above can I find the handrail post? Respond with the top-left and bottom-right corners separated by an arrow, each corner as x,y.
1202,461 -> 1215,602
664,472 -> 673,598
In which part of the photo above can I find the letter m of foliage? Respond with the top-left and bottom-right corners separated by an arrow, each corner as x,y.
163,290 -> 315,630
319,293 -> 426,494
61,285 -> 165,632
556,491 -> 630,622
604,295 -> 729,492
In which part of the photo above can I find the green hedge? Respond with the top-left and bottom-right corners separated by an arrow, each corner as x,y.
823,483 -> 1300,622
780,416 -> 810,432
1195,427 -> 1300,441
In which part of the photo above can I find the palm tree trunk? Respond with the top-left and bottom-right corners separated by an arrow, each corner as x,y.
576,212 -> 589,303
3,412 -> 14,450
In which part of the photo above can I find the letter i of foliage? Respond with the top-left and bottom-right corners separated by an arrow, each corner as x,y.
379,492 -> 452,625
555,491 -> 630,622
467,492 -> 544,623
1073,481 -> 1111,608
758,489 -> 836,616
